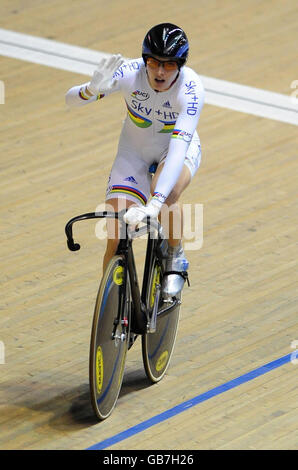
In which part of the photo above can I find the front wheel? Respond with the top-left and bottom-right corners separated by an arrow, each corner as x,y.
142,262 -> 181,383
89,256 -> 130,420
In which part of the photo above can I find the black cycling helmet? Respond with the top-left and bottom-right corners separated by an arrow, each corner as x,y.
142,23 -> 189,67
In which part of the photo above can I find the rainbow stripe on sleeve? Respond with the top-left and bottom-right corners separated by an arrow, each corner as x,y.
171,129 -> 192,142
79,86 -> 90,100
171,129 -> 183,139
79,86 -> 104,101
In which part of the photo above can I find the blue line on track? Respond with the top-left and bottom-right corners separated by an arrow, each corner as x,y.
86,353 -> 293,450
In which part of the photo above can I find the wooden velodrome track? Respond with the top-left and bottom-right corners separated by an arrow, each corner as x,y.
0,0 -> 297,450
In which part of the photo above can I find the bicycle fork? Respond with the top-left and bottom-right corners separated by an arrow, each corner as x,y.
112,300 -> 129,345
112,263 -> 130,344
148,282 -> 161,333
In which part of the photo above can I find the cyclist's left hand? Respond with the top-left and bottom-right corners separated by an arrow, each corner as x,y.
123,200 -> 160,225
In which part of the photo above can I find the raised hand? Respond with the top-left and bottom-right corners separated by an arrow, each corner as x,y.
87,54 -> 124,95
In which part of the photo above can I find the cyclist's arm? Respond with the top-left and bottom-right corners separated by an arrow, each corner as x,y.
65,58 -> 142,108
65,81 -> 119,107
65,55 -> 126,107
152,79 -> 205,206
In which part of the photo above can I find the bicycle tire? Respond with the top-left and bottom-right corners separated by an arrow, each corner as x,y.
89,255 -> 130,420
142,261 -> 181,383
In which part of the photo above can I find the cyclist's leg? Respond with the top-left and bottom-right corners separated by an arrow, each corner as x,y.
150,136 -> 202,297
150,165 -> 190,297
103,151 -> 152,272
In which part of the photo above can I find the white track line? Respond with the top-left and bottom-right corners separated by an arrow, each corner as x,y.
0,28 -> 297,125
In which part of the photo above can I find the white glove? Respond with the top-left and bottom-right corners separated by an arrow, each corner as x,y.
87,54 -> 124,95
123,200 -> 161,225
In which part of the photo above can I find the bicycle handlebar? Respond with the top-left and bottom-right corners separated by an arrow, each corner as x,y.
65,209 -> 163,252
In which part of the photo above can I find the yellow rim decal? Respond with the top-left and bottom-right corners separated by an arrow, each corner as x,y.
113,265 -> 124,285
96,346 -> 104,394
156,350 -> 169,372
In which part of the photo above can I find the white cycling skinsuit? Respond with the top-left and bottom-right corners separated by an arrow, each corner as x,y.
65,57 -> 205,209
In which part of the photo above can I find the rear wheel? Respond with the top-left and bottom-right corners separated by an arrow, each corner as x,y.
89,256 -> 130,420
142,261 -> 181,383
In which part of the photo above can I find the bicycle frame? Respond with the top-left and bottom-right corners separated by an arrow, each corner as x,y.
65,210 -> 180,334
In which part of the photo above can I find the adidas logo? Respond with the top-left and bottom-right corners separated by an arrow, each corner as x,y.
124,176 -> 138,184
162,100 -> 172,108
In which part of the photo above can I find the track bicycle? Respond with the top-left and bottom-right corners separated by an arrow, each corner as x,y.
65,209 -> 187,420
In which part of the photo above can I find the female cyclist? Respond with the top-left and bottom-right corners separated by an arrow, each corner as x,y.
65,23 -> 205,298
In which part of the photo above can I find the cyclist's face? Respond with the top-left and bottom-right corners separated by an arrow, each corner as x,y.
146,55 -> 179,92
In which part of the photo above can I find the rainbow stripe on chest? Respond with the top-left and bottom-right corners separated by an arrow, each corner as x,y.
126,102 -> 152,128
